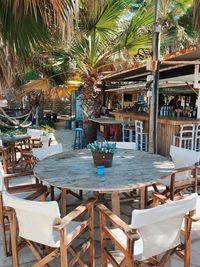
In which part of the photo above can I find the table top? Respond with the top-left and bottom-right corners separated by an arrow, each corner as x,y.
2,134 -> 31,143
90,117 -> 122,125
34,149 -> 174,193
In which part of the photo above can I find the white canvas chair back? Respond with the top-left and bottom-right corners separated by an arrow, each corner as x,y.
131,193 -> 197,260
40,135 -> 50,147
33,143 -> 63,160
3,191 -> 61,247
0,162 -> 4,192
170,145 -> 199,180
108,142 -> 136,150
27,128 -> 43,137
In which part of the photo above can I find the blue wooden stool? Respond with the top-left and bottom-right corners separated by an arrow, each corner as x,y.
73,128 -> 86,149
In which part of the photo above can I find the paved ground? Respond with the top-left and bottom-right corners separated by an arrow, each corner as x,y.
1,120 -> 200,266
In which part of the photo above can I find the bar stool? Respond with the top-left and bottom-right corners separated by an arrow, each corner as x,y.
135,120 -> 148,151
173,124 -> 195,150
194,123 -> 200,151
73,128 -> 86,150
121,118 -> 135,142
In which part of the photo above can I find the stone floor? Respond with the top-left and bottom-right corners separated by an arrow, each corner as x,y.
1,121 -> 200,266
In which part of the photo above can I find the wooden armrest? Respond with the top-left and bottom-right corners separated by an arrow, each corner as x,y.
54,198 -> 96,231
7,183 -> 46,194
97,203 -> 139,241
153,192 -> 169,202
172,166 -> 197,174
190,215 -> 200,222
4,171 -> 33,179
31,137 -> 41,141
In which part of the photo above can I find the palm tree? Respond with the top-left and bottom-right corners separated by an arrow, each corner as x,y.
158,0 -> 195,53
193,0 -> 200,38
0,0 -> 78,90
68,0 -> 153,139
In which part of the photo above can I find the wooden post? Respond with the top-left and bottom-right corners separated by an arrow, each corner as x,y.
149,0 -> 160,153
194,64 -> 200,118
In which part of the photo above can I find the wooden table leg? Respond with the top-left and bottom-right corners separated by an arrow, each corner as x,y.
61,188 -> 67,217
113,124 -> 121,141
11,143 -> 16,173
139,187 -> 145,209
111,191 -> 120,217
104,125 -> 110,141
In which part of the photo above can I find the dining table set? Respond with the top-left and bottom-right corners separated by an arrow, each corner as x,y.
34,148 -> 174,216
1,133 -> 41,174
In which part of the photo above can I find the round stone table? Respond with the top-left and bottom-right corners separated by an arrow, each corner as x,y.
34,149 -> 174,216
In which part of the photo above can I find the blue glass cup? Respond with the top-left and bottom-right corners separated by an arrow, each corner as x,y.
97,166 -> 105,175
10,132 -> 15,140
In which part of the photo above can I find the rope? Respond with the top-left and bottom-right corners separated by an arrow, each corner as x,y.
0,109 -> 32,120
0,108 -> 32,129
0,119 -> 32,129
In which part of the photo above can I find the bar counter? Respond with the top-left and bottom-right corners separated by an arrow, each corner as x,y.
109,111 -> 200,156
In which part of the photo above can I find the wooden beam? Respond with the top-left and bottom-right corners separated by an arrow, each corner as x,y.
161,60 -> 200,65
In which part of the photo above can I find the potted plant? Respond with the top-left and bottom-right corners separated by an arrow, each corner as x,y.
87,141 -> 117,168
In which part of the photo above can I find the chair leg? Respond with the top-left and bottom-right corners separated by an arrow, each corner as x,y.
1,217 -> 10,256
8,212 -> 19,267
60,228 -> 68,267
88,204 -> 95,267
50,185 -> 55,201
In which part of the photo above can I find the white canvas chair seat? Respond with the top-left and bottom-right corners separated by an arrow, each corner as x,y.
40,135 -> 51,147
97,193 -> 197,266
27,128 -> 43,137
3,191 -> 95,267
33,143 -> 63,161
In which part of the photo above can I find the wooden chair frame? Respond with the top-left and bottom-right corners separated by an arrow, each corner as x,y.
8,198 -> 96,267
2,145 -> 14,173
97,203 -> 194,267
153,165 -> 198,202
0,187 -> 47,258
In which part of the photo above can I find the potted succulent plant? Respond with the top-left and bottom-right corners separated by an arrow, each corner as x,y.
87,141 -> 117,168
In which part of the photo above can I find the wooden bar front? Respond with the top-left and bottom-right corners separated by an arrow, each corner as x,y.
110,111 -> 200,156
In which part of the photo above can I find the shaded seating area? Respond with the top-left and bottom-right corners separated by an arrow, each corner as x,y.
1,128 -> 200,267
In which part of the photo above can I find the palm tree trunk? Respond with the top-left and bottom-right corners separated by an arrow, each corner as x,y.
81,73 -> 102,143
